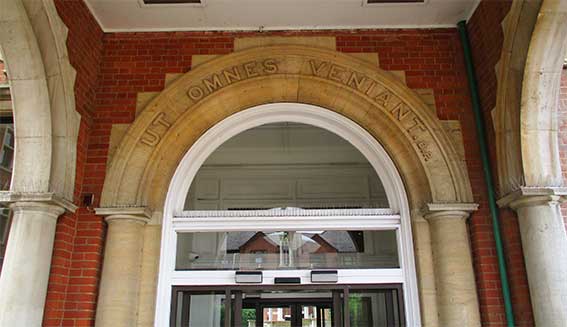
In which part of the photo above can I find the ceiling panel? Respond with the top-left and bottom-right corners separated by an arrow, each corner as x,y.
85,0 -> 480,32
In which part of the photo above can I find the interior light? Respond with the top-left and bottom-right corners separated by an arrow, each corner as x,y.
235,271 -> 263,283
311,270 -> 338,283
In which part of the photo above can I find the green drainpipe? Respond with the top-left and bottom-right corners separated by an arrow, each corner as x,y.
457,20 -> 515,327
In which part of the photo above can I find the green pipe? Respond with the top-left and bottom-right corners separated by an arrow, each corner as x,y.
457,21 -> 515,327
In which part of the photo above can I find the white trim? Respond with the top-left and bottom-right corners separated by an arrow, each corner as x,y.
155,103 -> 421,326
171,269 -> 405,285
99,24 -> 459,33
465,0 -> 482,21
82,0 -> 106,34
177,208 -> 397,217
172,214 -> 401,232
136,0 -> 208,8
361,0 -> 430,7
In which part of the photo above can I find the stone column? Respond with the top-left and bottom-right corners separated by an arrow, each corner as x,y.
95,209 -> 150,327
425,204 -> 481,327
509,194 -> 567,327
0,201 -> 65,326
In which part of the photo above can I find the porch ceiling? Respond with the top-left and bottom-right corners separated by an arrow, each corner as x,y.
84,0 -> 479,32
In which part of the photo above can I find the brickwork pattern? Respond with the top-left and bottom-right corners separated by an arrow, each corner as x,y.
43,1 -> 105,326
468,1 -> 534,326
40,1 -> 536,326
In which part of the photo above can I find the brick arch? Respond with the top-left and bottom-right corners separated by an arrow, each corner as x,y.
100,45 -> 473,212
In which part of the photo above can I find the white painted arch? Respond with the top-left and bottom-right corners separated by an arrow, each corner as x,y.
156,102 -> 421,326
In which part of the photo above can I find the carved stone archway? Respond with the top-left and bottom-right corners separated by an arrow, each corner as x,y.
102,45 -> 472,210
98,45 -> 479,327
0,0 -> 79,325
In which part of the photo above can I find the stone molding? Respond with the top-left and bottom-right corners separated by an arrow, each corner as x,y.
0,0 -> 80,200
520,0 -> 567,188
497,186 -> 567,208
0,191 -> 77,213
9,201 -> 66,219
493,0 -> 542,195
424,203 -> 478,221
101,45 -> 474,211
96,207 -> 152,224
509,195 -> 563,210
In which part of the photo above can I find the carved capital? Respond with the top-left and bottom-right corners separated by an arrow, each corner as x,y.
509,195 -> 563,211
498,187 -> 567,209
423,203 -> 478,221
0,191 -> 77,213
9,201 -> 66,220
96,206 -> 152,225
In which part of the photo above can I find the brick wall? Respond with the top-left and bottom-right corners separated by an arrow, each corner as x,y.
467,0 -> 534,326
43,1 -> 105,326
43,1 -> 537,326
89,28 -> 490,326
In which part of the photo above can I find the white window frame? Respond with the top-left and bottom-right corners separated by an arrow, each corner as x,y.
155,103 -> 421,326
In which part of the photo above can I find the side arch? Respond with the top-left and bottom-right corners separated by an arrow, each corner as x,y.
101,45 -> 473,212
0,0 -> 79,199
521,0 -> 567,188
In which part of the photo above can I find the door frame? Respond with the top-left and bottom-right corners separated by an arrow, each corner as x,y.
170,283 -> 406,327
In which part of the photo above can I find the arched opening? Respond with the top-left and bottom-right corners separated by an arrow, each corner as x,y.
0,47 -> 14,272
156,103 -> 420,326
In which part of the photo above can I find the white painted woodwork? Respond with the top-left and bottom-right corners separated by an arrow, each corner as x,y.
84,0 -> 480,32
156,104 -> 421,326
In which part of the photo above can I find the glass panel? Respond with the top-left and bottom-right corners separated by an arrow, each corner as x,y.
0,124 -> 14,189
320,307 -> 332,327
184,123 -> 389,210
301,305 -> 318,327
240,307 -> 256,327
176,230 -> 399,270
0,205 -> 10,272
174,291 -> 227,327
263,306 -> 291,327
349,289 -> 401,327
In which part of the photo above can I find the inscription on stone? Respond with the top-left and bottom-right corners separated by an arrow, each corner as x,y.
187,59 -> 278,101
138,56 -> 435,162
307,59 -> 433,161
141,112 -> 172,146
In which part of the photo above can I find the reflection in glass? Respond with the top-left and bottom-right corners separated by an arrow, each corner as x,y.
176,230 -> 398,270
263,305 -> 291,327
174,292 -> 226,327
349,289 -> 401,327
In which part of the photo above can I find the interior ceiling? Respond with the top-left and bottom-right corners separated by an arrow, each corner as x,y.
85,0 -> 480,32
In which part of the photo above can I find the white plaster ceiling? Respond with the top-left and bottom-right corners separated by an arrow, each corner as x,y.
85,0 -> 480,32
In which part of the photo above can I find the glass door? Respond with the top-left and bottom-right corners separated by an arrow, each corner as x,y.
171,285 -> 404,327
241,299 -> 332,327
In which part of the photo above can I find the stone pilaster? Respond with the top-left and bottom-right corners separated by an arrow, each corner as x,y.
0,201 -> 66,326
504,190 -> 567,327
95,207 -> 151,327
425,203 -> 481,327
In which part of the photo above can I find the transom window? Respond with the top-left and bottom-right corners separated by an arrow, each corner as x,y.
156,104 -> 420,326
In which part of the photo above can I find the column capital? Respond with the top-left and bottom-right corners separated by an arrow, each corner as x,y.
509,195 -> 563,211
424,203 -> 478,221
9,201 -> 66,220
498,187 -> 567,209
95,206 -> 152,225
0,191 -> 76,213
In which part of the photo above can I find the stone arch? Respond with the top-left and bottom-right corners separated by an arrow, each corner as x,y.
0,0 -> 79,199
521,0 -> 567,188
101,45 -> 473,213
493,0 -> 542,195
